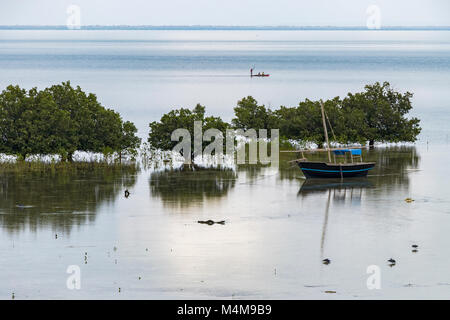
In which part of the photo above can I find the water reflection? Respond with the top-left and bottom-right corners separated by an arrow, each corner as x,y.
149,165 -> 237,208
148,146 -> 420,210
367,146 -> 420,192
0,166 -> 138,234
280,146 -> 420,192
298,179 -> 373,199
297,179 -> 376,259
321,189 -> 332,258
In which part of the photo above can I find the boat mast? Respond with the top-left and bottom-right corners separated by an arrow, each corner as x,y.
320,100 -> 332,163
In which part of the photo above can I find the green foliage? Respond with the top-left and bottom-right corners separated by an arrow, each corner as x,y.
232,96 -> 275,130
341,82 -> 421,145
119,121 -> 141,160
0,82 -> 141,161
148,104 -> 229,152
0,85 -> 71,159
274,99 -> 324,146
232,83 -> 420,146
148,82 -> 421,153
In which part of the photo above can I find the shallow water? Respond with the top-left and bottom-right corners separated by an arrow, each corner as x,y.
0,30 -> 450,299
0,30 -> 449,142
1,145 -> 450,299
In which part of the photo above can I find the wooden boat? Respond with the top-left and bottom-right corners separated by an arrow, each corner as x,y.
297,161 -> 375,179
290,100 -> 376,179
250,68 -> 269,77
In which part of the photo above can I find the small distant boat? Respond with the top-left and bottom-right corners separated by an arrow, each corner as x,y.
288,100 -> 376,179
250,68 -> 269,77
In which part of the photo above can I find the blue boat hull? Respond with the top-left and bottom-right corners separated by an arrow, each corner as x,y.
297,161 -> 375,179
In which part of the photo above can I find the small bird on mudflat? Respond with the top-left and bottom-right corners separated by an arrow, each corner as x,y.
412,244 -> 419,249
124,189 -> 130,198
388,258 -> 396,264
322,258 -> 331,265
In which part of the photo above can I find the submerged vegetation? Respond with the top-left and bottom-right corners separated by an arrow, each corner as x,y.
148,82 -> 421,151
0,159 -> 140,174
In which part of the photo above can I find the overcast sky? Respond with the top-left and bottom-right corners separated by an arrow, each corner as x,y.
1,0 -> 449,26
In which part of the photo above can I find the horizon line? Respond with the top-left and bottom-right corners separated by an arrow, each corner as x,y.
1,25 -> 450,31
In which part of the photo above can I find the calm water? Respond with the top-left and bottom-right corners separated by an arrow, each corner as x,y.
0,30 -> 450,299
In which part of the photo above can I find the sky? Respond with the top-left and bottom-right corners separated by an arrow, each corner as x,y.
0,0 -> 449,26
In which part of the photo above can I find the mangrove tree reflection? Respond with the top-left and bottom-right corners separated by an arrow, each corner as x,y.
0,164 -> 138,234
149,166 -> 237,208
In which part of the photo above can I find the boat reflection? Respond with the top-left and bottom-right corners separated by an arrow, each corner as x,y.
298,179 -> 373,199
298,179 -> 374,258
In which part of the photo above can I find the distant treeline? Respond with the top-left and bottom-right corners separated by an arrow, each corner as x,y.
1,26 -> 449,31
149,82 -> 421,150
0,82 -> 141,161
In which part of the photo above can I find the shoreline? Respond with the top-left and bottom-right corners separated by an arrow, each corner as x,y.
1,26 -> 450,31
